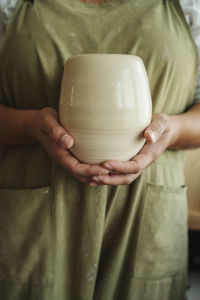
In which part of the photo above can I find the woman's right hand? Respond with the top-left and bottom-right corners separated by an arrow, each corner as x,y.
31,107 -> 109,184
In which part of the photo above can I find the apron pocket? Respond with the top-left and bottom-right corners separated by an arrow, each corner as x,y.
0,186 -> 54,287
133,183 -> 187,279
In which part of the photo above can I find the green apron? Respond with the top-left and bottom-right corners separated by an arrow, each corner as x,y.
0,0 -> 198,299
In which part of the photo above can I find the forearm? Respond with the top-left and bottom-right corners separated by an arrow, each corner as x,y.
168,103 -> 200,149
1,101 -> 200,149
0,104 -> 38,146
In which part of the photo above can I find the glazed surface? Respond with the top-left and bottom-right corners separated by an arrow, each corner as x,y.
59,54 -> 152,163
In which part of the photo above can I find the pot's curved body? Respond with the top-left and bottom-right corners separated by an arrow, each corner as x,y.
59,54 -> 152,163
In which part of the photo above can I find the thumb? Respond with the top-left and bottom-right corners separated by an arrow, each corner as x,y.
144,113 -> 168,144
60,133 -> 74,148
38,107 -> 74,148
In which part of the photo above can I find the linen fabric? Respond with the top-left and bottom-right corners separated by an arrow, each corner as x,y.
0,0 -> 199,299
1,0 -> 200,102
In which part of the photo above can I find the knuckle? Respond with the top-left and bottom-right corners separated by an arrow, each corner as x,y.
86,166 -> 94,176
151,124 -> 160,135
124,177 -> 132,185
134,166 -> 141,174
123,180 -> 129,185
50,126 -> 63,142
39,116 -> 50,133
127,161 -> 138,174
41,112 -> 50,123
159,113 -> 168,123
135,156 -> 146,172
41,108 -> 58,124
49,127 -> 58,139
154,113 -> 166,123
158,113 -> 168,129
150,148 -> 159,161
71,163 -> 82,177
102,177 -> 109,185
132,161 -> 142,173
151,113 -> 168,134
135,162 -> 142,173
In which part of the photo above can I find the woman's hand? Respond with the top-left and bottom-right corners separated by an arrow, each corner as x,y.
90,113 -> 176,186
32,107 -> 109,183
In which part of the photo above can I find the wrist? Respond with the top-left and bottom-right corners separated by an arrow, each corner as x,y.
167,114 -> 182,149
22,109 -> 39,143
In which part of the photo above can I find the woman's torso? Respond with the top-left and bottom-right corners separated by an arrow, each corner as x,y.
0,0 -> 198,190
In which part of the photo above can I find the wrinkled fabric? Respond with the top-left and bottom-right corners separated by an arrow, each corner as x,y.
1,0 -> 200,102
0,0 -> 199,299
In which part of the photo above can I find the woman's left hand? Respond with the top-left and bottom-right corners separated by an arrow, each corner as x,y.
89,113 -> 176,186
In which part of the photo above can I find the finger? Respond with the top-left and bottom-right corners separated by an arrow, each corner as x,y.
39,108 -> 74,148
54,147 -> 109,177
75,175 -> 91,183
103,154 -> 151,174
137,133 -> 169,161
130,134 -> 169,170
41,135 -> 109,177
74,163 -> 109,177
103,130 -> 170,175
92,173 -> 140,186
102,114 -> 171,174
60,150 -> 110,176
102,159 -> 139,174
144,113 -> 169,143
88,182 -> 99,187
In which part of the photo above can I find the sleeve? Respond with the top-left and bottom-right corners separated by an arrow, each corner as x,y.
0,0 -> 18,48
180,0 -> 200,104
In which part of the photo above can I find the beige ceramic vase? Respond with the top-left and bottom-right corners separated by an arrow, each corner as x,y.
59,54 -> 152,164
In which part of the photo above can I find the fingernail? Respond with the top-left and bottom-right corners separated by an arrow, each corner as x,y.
99,170 -> 109,175
146,130 -> 157,143
61,134 -> 73,148
92,176 -> 100,183
104,163 -> 113,171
